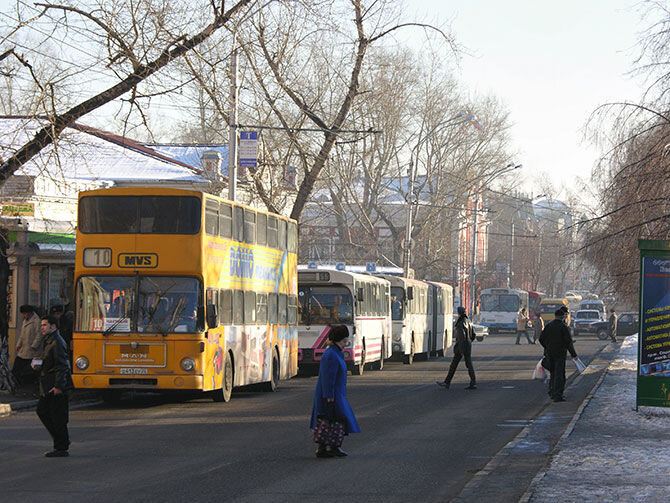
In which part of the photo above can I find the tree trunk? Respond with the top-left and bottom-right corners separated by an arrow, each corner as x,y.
0,227 -> 16,392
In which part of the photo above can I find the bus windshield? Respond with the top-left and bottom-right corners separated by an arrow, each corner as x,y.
298,285 -> 353,325
390,287 -> 405,320
481,294 -> 519,312
540,303 -> 564,314
76,275 -> 201,333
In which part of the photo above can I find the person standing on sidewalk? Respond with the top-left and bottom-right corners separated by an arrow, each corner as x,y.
608,308 -> 618,343
515,308 -> 533,344
35,315 -> 74,457
11,305 -> 43,388
539,309 -> 578,402
437,306 -> 477,390
532,311 -> 544,343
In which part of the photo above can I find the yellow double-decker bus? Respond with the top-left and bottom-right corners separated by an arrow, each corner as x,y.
72,186 -> 298,402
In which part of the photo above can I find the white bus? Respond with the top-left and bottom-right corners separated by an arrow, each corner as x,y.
380,275 -> 432,364
297,269 -> 391,375
427,281 -> 454,356
478,287 -> 529,335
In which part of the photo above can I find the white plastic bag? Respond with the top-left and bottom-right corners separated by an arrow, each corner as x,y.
532,359 -> 547,380
572,357 -> 586,373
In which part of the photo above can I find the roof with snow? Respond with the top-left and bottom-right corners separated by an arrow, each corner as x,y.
146,143 -> 230,176
0,117 -> 208,185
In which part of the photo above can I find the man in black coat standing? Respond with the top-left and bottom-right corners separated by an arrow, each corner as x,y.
437,306 -> 477,390
539,308 -> 578,402
608,308 -> 618,343
34,315 -> 74,457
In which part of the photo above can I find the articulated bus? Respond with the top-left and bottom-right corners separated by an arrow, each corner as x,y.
478,287 -> 529,334
297,269 -> 391,375
72,186 -> 298,402
426,281 -> 454,356
380,275 -> 432,364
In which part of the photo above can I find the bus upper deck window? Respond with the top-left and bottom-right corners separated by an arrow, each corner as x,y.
267,216 -> 278,248
278,219 -> 287,251
219,203 -> 232,238
287,222 -> 297,253
205,199 -> 219,236
244,209 -> 256,245
234,206 -> 244,242
257,213 -> 267,246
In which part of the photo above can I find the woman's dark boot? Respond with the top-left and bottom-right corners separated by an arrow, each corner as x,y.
316,444 -> 333,458
330,446 -> 348,457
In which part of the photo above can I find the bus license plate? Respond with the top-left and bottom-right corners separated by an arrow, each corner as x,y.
120,368 -> 148,375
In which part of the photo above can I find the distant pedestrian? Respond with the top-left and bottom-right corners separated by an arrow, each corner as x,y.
50,304 -> 74,353
35,315 -> 74,457
310,325 -> 360,458
515,308 -> 533,344
437,306 -> 477,390
539,309 -> 578,402
11,305 -> 42,388
608,308 -> 618,343
532,312 -> 544,343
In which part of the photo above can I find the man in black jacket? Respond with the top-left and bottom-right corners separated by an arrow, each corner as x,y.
437,306 -> 477,390
608,309 -> 618,343
539,309 -> 578,402
34,315 -> 74,457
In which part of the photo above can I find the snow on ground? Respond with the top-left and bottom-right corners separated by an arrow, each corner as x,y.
529,334 -> 670,502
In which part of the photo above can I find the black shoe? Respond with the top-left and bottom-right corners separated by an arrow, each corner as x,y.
552,396 -> 566,402
515,342 -> 520,345
44,450 -> 69,458
465,384 -> 477,390
316,445 -> 334,458
436,381 -> 450,388
330,447 -> 348,457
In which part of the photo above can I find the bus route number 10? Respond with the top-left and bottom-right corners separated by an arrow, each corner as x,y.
83,248 -> 112,268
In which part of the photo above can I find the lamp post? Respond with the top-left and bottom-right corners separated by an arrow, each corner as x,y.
404,112 -> 482,277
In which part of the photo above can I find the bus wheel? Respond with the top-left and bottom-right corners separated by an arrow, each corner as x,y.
262,348 -> 280,392
101,390 -> 122,405
213,352 -> 234,402
403,338 -> 415,365
353,344 -> 366,375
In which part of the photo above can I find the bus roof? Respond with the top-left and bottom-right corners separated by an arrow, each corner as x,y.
298,269 -> 389,285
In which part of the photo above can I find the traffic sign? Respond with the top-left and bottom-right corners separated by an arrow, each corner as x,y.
336,262 -> 346,271
239,131 -> 258,168
366,262 -> 377,273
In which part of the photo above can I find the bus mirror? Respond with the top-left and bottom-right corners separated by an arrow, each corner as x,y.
206,304 -> 219,328
357,287 -> 364,302
407,286 -> 414,300
196,306 -> 206,331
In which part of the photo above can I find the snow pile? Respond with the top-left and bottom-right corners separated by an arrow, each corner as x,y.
530,334 -> 670,502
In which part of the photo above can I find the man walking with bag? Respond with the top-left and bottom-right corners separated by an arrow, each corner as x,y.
35,315 -> 74,457
437,306 -> 477,390
539,309 -> 578,402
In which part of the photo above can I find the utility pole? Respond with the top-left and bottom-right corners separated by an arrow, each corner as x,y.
469,192 -> 478,316
404,157 -> 415,277
508,222 -> 515,288
228,37 -> 238,202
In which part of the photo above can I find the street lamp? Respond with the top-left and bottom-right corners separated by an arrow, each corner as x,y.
404,111 -> 482,277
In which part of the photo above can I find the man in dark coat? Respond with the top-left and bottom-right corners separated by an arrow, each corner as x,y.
539,309 -> 578,402
35,315 -> 74,457
437,306 -> 477,389
608,308 -> 618,343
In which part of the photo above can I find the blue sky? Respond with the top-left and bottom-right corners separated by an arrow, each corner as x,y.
412,0 -> 648,200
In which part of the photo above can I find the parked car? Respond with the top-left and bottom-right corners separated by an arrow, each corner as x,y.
472,323 -> 488,342
589,312 -> 639,340
571,310 -> 601,337
579,299 -> 606,320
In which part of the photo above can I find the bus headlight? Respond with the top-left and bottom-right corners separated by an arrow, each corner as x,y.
75,356 -> 89,371
180,358 -> 195,372
393,335 -> 401,342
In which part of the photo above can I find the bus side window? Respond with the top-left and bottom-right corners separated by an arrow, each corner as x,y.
268,293 -> 278,324
268,216 -> 278,248
287,294 -> 297,325
234,206 -> 244,242
287,221 -> 297,253
244,291 -> 256,323
244,209 -> 256,245
278,219 -> 287,252
256,293 -> 268,324
233,290 -> 244,325
220,289 -> 233,324
206,288 -> 219,327
257,213 -> 267,246
278,293 -> 288,324
219,203 -> 232,238
205,199 -> 219,236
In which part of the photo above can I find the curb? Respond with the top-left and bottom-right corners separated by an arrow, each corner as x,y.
0,390 -> 100,416
518,364 -> 609,503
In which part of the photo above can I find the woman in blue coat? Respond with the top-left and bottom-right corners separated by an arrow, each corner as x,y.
310,325 -> 360,457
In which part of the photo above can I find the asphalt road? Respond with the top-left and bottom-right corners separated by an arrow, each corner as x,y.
0,335 -> 612,503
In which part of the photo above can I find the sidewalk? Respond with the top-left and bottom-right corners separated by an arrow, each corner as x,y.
525,334 -> 670,502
